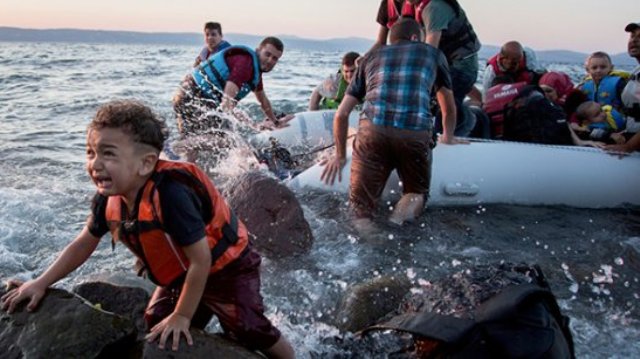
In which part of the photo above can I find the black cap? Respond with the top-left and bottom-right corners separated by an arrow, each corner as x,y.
625,22 -> 640,32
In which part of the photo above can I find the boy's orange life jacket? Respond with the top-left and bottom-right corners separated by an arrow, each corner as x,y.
105,160 -> 248,287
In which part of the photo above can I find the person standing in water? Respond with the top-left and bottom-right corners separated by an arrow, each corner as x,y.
321,18 -> 465,234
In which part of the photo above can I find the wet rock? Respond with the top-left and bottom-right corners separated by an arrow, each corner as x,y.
335,275 -> 411,333
143,329 -> 262,358
0,286 -> 137,359
73,281 -> 150,340
224,171 -> 314,259
391,263 -> 539,319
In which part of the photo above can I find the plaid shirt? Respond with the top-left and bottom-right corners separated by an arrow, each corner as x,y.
348,41 -> 451,131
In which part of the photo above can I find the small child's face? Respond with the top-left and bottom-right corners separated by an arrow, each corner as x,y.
586,57 -> 612,83
86,127 -> 146,200
585,103 -> 607,124
204,29 -> 222,50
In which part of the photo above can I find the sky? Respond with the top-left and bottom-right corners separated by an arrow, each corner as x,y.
0,0 -> 638,54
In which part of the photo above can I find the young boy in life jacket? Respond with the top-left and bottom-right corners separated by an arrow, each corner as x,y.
0,100 -> 295,358
574,100 -> 627,144
578,51 -> 629,111
193,22 -> 231,67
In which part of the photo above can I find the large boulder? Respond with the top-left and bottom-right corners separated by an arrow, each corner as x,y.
0,286 -> 137,358
224,171 -> 314,258
334,275 -> 411,333
73,281 -> 150,340
143,330 -> 262,358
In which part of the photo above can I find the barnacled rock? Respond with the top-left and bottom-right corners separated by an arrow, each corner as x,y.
0,286 -> 136,359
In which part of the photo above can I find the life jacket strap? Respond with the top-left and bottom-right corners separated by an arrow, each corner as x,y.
210,210 -> 240,262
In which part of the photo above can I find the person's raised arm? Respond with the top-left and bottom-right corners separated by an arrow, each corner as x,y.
220,81 -> 240,112
321,94 -> 359,185
145,237 -> 211,351
254,89 -> 282,127
375,25 -> 389,47
1,226 -> 100,313
437,87 -> 466,145
308,87 -> 322,111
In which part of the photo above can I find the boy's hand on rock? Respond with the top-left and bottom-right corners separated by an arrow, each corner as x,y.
146,312 -> 193,351
1,279 -> 46,313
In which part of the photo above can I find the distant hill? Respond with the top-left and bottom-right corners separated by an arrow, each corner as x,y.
0,27 -> 636,66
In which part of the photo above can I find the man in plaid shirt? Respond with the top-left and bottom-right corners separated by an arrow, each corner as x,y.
321,17 -> 466,233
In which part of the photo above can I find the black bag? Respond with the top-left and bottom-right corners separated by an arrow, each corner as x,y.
363,266 -> 575,358
503,86 -> 573,145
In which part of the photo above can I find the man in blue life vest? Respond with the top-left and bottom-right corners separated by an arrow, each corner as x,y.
173,36 -> 292,137
607,22 -> 640,153
321,18 -> 466,235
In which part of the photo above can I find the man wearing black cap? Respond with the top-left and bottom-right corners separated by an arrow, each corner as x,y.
606,22 -> 640,153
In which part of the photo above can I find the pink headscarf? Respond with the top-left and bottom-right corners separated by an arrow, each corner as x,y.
539,71 -> 574,99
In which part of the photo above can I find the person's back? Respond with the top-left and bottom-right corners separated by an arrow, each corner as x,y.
356,41 -> 446,130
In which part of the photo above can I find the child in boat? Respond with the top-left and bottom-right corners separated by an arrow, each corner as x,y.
573,100 -> 626,144
578,51 -> 629,110
0,100 -> 294,358
193,22 -> 231,67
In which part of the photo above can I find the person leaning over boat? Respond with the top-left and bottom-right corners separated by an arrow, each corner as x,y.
173,36 -> 293,137
607,22 -> 640,153
374,0 -> 481,137
193,21 -> 231,68
321,18 -> 466,234
308,51 -> 360,111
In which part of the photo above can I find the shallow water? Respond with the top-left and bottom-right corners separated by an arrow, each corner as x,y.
0,42 -> 639,358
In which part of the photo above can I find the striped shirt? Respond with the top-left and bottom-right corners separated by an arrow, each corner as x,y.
348,41 -> 451,131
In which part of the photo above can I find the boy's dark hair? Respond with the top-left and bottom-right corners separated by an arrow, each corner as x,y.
389,18 -> 422,44
342,52 -> 360,66
90,100 -> 168,152
259,36 -> 284,52
204,22 -> 222,35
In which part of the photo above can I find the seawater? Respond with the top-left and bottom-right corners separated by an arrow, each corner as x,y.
0,42 -> 639,358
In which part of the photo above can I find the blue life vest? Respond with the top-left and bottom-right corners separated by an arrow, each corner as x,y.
580,75 -> 625,108
192,45 -> 261,101
588,105 -> 625,132
197,40 -> 232,62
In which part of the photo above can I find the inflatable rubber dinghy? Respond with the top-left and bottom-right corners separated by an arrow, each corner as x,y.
269,111 -> 640,208
250,110 -> 359,150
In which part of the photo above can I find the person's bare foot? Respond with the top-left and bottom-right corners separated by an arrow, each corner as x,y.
389,193 -> 424,225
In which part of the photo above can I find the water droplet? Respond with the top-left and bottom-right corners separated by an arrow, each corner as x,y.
614,257 -> 624,266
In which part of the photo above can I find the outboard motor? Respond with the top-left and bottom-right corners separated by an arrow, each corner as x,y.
256,137 -> 300,180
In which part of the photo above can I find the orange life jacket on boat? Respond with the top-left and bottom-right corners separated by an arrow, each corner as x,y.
386,0 -> 431,28
105,160 -> 248,287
